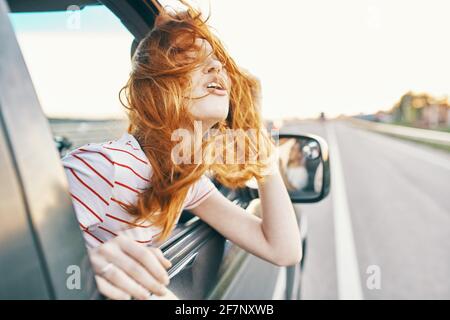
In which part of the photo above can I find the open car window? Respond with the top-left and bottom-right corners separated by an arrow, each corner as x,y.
8,5 -> 211,232
9,5 -> 133,155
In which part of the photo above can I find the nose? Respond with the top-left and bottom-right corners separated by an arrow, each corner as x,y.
203,57 -> 223,74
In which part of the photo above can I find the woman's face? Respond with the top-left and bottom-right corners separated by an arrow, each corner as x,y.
186,38 -> 230,129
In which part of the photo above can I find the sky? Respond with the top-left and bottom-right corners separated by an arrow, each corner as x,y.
9,0 -> 450,120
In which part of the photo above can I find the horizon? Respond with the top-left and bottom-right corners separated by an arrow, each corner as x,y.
10,0 -> 450,121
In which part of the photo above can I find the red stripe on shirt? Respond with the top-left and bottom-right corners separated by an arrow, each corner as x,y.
66,167 -> 109,206
73,154 -> 114,188
78,149 -> 148,183
98,225 -> 118,237
126,141 -> 140,150
78,149 -> 114,165
105,213 -> 152,228
103,146 -> 148,165
111,197 -> 128,207
114,181 -> 140,194
70,192 -> 104,223
98,225 -> 155,244
113,162 -> 150,182
83,229 -> 104,244
186,188 -> 215,209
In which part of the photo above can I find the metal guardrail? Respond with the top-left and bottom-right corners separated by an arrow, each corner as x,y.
349,118 -> 450,147
49,119 -> 129,149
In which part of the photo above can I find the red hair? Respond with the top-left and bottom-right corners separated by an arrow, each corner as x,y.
119,0 -> 274,242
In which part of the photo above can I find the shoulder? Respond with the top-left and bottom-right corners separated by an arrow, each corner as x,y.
62,133 -> 150,179
62,140 -> 116,189
62,133 -> 151,227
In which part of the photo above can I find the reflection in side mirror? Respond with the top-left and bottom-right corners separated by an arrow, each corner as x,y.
277,134 -> 330,203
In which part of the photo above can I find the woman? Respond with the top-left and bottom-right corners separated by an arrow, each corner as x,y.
278,138 -> 308,192
62,1 -> 301,300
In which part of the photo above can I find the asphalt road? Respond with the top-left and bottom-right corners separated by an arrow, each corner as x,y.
284,120 -> 450,299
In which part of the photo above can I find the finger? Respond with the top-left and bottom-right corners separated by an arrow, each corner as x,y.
150,247 -> 172,269
89,249 -> 111,274
118,237 -> 170,286
95,275 -> 131,300
100,261 -> 152,300
149,287 -> 179,300
100,243 -> 167,296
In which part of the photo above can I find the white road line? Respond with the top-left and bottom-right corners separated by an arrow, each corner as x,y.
326,123 -> 363,300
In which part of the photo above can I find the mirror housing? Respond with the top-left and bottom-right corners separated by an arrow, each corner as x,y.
244,133 -> 331,204
275,133 -> 330,203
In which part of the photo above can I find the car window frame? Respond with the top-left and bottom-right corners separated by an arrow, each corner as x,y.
1,0 -> 97,299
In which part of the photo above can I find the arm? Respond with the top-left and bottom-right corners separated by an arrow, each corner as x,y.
190,168 -> 302,267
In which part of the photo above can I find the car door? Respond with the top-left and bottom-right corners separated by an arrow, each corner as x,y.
0,0 -> 98,299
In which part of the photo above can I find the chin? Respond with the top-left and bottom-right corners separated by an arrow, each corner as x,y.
193,104 -> 229,123
210,106 -> 229,123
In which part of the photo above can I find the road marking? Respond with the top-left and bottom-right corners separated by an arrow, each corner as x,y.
326,123 -> 363,300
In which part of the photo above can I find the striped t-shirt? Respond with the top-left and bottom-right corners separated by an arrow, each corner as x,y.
62,132 -> 217,248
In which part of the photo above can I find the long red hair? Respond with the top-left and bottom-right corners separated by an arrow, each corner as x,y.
119,0 -> 274,242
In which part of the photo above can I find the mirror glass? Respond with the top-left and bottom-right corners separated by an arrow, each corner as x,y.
278,136 -> 324,201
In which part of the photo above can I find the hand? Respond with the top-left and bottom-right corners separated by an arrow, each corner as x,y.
277,138 -> 297,168
260,147 -> 280,177
258,130 -> 280,177
88,234 -> 175,300
231,127 -> 278,177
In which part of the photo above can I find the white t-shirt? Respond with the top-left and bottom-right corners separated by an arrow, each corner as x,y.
62,132 -> 217,248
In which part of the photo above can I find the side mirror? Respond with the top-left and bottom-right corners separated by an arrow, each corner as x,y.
54,135 -> 72,157
276,133 -> 330,203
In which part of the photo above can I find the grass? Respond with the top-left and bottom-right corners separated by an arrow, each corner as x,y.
377,132 -> 450,153
390,121 -> 450,133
